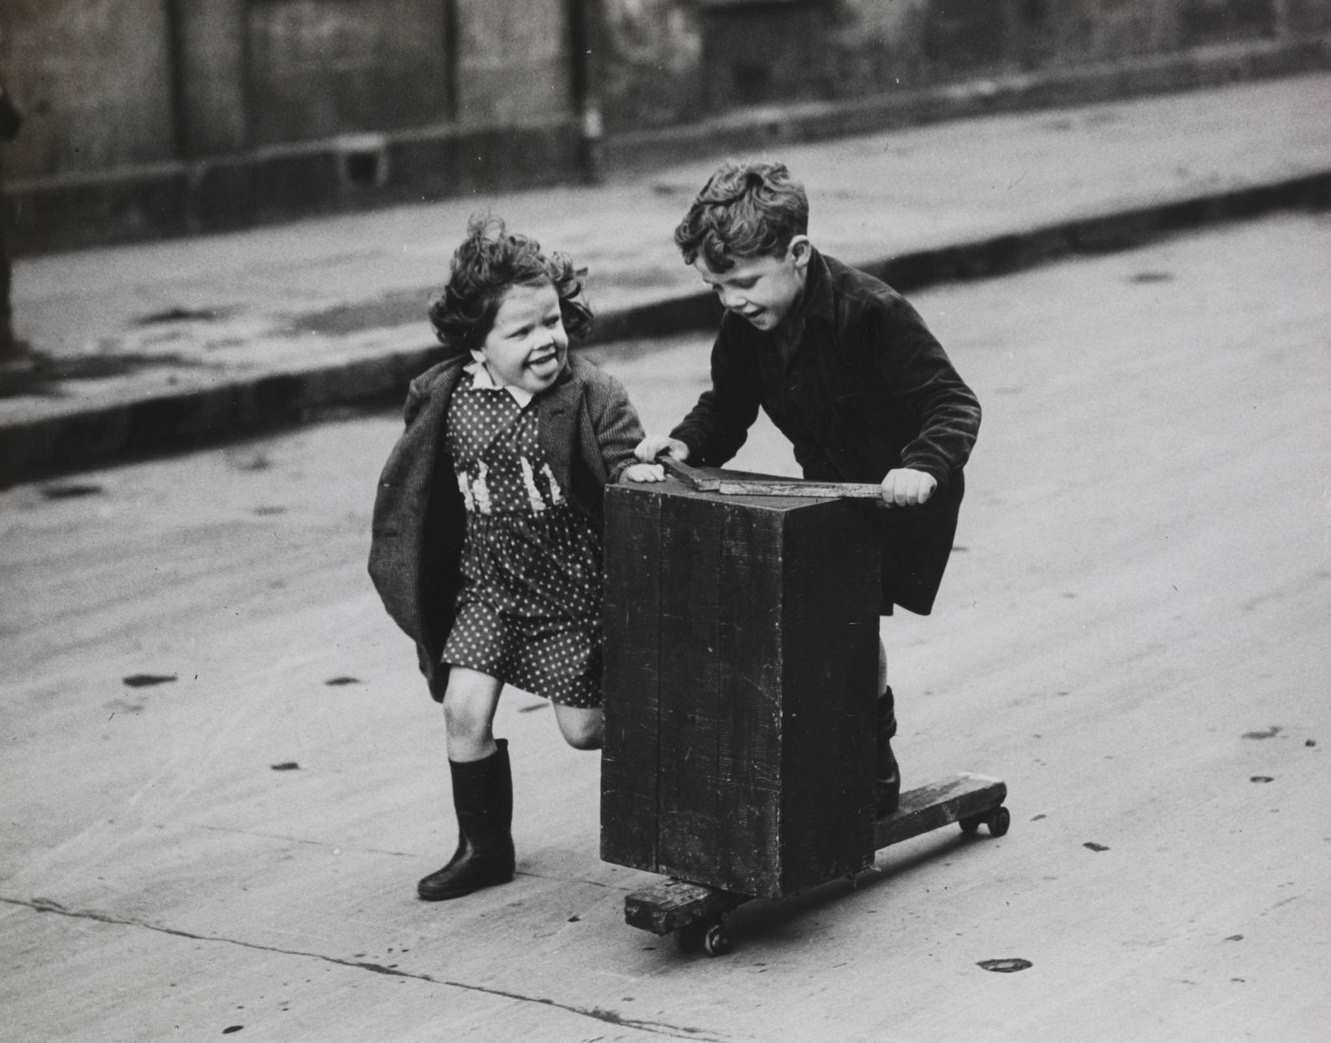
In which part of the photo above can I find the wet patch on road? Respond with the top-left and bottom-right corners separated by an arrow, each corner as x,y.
284,289 -> 430,337
40,482 -> 104,499
977,958 -> 1032,973
122,673 -> 178,688
135,306 -> 233,326
228,451 -> 272,472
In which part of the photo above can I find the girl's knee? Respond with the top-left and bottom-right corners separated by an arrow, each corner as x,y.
443,698 -> 491,744
441,669 -> 501,745
555,707 -> 603,750
563,729 -> 603,752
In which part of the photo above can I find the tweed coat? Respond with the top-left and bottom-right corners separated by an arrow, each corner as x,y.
368,353 -> 644,698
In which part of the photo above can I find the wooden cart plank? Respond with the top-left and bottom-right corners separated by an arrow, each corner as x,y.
715,479 -> 884,499
873,773 -> 1006,850
624,878 -> 744,935
659,457 -> 885,500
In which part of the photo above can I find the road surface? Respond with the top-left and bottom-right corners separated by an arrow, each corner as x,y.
2,214 -> 1328,1041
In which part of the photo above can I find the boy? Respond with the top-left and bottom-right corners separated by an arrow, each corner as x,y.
633,160 -> 981,814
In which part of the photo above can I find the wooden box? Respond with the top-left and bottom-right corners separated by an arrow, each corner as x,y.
600,472 -> 882,899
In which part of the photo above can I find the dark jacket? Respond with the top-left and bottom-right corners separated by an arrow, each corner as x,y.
671,249 -> 981,614
368,353 -> 645,698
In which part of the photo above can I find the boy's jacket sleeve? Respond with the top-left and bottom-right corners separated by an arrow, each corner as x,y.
668,324 -> 761,467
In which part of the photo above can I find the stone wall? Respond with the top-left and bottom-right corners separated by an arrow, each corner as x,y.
246,0 -> 452,146
3,0 -> 1326,177
1,0 -> 177,178
0,0 -> 572,181
1,0 -> 1327,252
597,0 -> 1328,128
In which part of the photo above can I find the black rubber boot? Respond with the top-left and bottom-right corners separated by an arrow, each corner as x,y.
417,739 -> 516,901
875,686 -> 901,815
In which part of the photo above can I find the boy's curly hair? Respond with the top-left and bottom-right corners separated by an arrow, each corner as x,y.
674,160 -> 809,272
428,215 -> 592,357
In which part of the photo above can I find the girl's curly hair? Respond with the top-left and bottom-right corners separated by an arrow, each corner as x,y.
428,215 -> 592,357
674,160 -> 809,272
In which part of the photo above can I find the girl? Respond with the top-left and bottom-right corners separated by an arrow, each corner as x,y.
369,216 -> 663,900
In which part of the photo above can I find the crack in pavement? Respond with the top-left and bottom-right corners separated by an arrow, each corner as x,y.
192,826 -> 636,891
1,895 -> 724,1041
196,823 -> 416,857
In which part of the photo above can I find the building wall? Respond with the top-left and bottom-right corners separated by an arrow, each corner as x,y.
1290,0 -> 1331,30
599,0 -> 703,130
0,0 -> 573,182
1,0 -> 177,179
1,0 -> 1326,212
456,0 -> 571,126
246,0 -> 452,145
598,0 -> 1328,128
3,0 -> 1326,180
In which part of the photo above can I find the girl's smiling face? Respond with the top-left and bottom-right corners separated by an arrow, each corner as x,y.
478,280 -> 569,394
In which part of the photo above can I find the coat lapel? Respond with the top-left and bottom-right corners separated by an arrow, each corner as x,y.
537,367 -> 584,487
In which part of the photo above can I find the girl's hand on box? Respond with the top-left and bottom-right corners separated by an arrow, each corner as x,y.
622,462 -> 666,483
880,468 -> 937,507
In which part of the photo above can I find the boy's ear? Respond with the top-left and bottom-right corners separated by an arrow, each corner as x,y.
788,235 -> 812,270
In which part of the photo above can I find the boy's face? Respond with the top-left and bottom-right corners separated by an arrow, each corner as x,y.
694,237 -> 811,332
479,280 -> 569,394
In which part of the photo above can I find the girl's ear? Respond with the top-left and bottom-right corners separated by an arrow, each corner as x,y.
560,294 -> 593,341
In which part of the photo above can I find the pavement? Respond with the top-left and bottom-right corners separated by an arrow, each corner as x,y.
4,71 -> 1331,488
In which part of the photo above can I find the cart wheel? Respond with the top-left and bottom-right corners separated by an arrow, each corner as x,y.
986,806 -> 1011,837
676,921 -> 707,954
959,814 -> 982,836
702,922 -> 733,957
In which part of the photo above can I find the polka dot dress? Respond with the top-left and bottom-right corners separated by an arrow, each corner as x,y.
440,370 -> 604,707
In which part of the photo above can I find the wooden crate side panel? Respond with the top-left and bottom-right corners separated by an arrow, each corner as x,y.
712,502 -> 786,896
779,502 -> 880,893
653,493 -> 725,881
600,486 -> 663,870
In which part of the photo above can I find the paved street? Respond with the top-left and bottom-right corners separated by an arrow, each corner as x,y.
2,213 -> 1329,1040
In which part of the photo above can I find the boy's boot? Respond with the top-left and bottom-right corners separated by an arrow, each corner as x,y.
418,739 -> 516,901
875,686 -> 901,815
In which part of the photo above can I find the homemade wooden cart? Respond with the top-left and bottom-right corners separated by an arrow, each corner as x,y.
600,466 -> 1009,956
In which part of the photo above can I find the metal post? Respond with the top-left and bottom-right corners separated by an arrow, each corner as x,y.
567,0 -> 604,184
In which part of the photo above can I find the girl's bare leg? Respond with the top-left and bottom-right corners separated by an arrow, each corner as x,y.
442,667 -> 504,762
553,704 -> 603,750
420,668 -> 514,901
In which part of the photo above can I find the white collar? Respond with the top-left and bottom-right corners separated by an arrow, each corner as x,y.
465,356 -> 534,406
